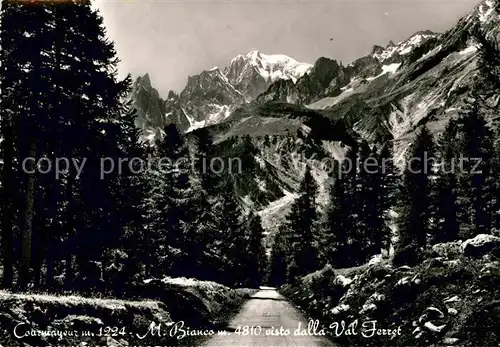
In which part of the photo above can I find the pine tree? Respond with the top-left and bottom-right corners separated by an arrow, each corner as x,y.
189,128 -> 225,281
357,141 -> 385,260
433,120 -> 460,243
16,6 -> 49,289
285,166 -> 318,282
61,2 -> 136,291
192,127 -> 217,193
183,176 -> 216,280
0,0 -> 59,289
213,176 -> 246,287
320,146 -> 367,269
245,213 -> 267,288
322,174 -> 350,268
379,143 -> 399,254
0,0 -> 157,291
341,146 -> 363,266
0,0 -> 18,287
395,126 -> 435,265
148,123 -> 195,277
268,226 -> 289,287
104,94 -> 150,293
493,129 -> 500,231
455,103 -> 495,237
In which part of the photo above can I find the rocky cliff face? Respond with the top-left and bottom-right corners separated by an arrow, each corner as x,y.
130,74 -> 171,143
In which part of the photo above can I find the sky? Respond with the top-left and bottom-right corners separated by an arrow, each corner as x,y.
95,0 -> 481,96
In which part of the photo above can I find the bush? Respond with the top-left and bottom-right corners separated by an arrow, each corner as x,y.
310,268 -> 346,300
366,263 -> 391,280
490,246 -> 500,259
393,242 -> 423,267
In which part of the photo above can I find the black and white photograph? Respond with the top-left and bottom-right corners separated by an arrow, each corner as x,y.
0,0 -> 499,346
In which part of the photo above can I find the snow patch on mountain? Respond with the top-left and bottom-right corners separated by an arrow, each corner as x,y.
417,44 -> 443,63
459,44 -> 479,55
257,190 -> 298,233
182,108 -> 205,132
306,95 -> 345,110
321,141 -> 349,162
366,63 -> 401,81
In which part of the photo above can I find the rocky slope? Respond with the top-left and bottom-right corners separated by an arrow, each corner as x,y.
187,101 -> 355,241
257,0 -> 500,164
306,0 -> 500,163
281,234 -> 500,347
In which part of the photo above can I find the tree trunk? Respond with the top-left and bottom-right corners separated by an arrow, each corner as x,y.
45,241 -> 55,289
1,123 -> 15,288
18,137 -> 37,290
64,171 -> 76,290
32,221 -> 43,288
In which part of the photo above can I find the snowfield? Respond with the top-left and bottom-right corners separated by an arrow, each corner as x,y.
366,63 -> 402,81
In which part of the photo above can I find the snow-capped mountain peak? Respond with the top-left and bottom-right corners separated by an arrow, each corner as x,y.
373,30 -> 440,62
232,50 -> 312,82
225,50 -> 313,99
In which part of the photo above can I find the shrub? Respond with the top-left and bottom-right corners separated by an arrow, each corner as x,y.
393,242 -> 423,267
310,268 -> 347,301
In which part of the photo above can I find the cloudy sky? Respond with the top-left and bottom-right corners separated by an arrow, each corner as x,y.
96,0 -> 480,96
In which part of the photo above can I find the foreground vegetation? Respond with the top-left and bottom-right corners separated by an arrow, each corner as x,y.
281,235 -> 500,347
0,277 -> 247,347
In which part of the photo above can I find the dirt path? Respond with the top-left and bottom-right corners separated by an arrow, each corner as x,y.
201,288 -> 335,347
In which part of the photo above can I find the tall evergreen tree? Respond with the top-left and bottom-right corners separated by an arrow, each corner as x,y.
379,143 -> 399,254
358,142 -> 386,260
0,0 -> 19,287
0,0 -> 58,289
1,0 -> 152,290
322,174 -> 350,268
285,166 -> 318,281
212,176 -> 246,287
433,120 -> 460,243
493,128 -> 500,231
244,213 -> 267,288
182,175 -> 216,280
192,127 -> 217,193
396,126 -> 435,264
104,96 -> 150,293
268,226 -> 289,287
188,128 -> 226,282
455,103 -> 495,237
146,123 -> 195,278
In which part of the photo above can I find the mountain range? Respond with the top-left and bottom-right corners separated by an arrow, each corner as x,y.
131,51 -> 313,142
130,0 -> 500,239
